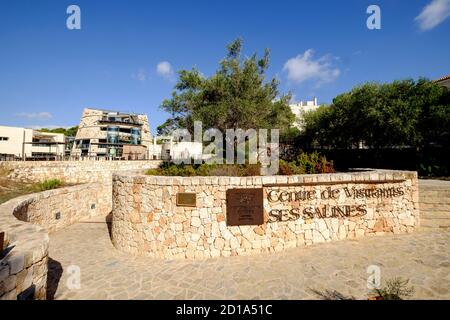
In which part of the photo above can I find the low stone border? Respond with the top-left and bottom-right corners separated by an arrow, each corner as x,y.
0,160 -> 162,184
12,183 -> 112,233
0,182 -> 111,300
0,199 -> 48,300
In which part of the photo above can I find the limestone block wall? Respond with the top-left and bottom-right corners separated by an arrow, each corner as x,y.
12,183 -> 111,233
0,160 -> 161,184
0,199 -> 49,300
0,182 -> 111,299
111,170 -> 419,259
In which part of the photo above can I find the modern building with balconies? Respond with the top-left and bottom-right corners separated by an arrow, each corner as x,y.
0,125 -> 65,160
71,108 -> 152,159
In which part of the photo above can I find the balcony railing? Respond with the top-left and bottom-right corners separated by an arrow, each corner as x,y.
98,117 -> 142,126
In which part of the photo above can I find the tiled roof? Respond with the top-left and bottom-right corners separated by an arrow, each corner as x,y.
435,74 -> 450,82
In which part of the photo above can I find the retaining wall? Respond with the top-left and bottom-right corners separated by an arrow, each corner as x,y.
111,170 -> 419,259
0,160 -> 161,184
0,182 -> 111,300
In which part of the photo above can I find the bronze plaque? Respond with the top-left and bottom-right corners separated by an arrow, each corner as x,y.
176,192 -> 196,207
226,188 -> 264,226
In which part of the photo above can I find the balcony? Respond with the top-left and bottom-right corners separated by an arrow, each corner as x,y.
98,116 -> 142,126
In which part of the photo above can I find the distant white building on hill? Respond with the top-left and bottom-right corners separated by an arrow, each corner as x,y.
289,97 -> 320,129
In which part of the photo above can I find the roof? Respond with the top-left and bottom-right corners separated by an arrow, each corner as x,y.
84,107 -> 146,116
435,74 -> 450,82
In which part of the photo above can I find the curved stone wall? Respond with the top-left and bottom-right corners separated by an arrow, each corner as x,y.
111,170 -> 419,259
1,198 -> 49,300
0,182 -> 111,300
12,183 -> 111,233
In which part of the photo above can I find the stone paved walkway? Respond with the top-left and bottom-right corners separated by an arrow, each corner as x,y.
48,219 -> 450,300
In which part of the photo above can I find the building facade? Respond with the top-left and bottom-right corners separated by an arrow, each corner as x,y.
0,125 -> 65,160
435,74 -> 450,88
150,136 -> 203,161
71,108 -> 152,159
289,97 -> 319,129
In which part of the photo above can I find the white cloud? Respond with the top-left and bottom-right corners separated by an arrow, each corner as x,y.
156,61 -> 174,80
14,112 -> 53,120
415,0 -> 450,31
132,68 -> 147,82
283,49 -> 340,86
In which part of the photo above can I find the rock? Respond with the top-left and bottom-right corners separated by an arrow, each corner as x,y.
214,238 -> 225,249
191,217 -> 201,228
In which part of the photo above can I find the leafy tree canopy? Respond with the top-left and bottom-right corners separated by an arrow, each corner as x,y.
159,39 -> 295,137
301,78 -> 450,149
38,126 -> 79,137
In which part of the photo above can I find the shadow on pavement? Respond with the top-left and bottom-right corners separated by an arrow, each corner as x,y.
46,257 -> 63,300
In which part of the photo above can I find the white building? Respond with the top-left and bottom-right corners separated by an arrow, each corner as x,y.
289,97 -> 320,129
149,135 -> 204,161
0,125 -> 65,160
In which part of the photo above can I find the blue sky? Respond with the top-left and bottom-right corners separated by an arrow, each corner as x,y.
0,0 -> 449,134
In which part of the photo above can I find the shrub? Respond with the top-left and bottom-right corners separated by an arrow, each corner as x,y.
371,278 -> 415,300
37,179 -> 63,191
145,169 -> 160,175
278,159 -> 296,175
145,153 -> 334,177
278,152 -> 334,175
239,163 -> 262,176
146,163 -> 262,177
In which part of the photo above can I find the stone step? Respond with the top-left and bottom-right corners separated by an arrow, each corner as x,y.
419,189 -> 450,194
420,219 -> 450,228
419,179 -> 450,187
419,190 -> 450,196
420,203 -> 450,211
419,198 -> 450,204
421,212 -> 450,219
419,225 -> 450,231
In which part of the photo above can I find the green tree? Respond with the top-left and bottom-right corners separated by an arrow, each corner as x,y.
65,126 -> 79,137
301,78 -> 450,150
160,39 -> 295,136
38,126 -> 78,137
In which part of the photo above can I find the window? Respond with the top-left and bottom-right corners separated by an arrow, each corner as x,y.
0,137 -> 9,141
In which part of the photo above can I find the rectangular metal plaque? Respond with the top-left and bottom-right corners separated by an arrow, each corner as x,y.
176,192 -> 197,207
226,188 -> 264,226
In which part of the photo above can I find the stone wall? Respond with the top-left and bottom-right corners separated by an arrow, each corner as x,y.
0,160 -> 161,184
1,199 -> 48,300
111,170 -> 419,259
0,182 -> 111,299
12,183 -> 111,233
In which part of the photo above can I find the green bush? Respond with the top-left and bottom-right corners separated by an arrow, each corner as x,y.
278,152 -> 335,175
146,163 -> 262,177
37,179 -> 63,191
371,278 -> 414,300
145,154 -> 333,177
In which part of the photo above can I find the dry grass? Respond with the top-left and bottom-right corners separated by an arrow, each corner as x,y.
0,168 -> 64,204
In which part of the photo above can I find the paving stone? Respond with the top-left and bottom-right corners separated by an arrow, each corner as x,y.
47,218 -> 450,300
